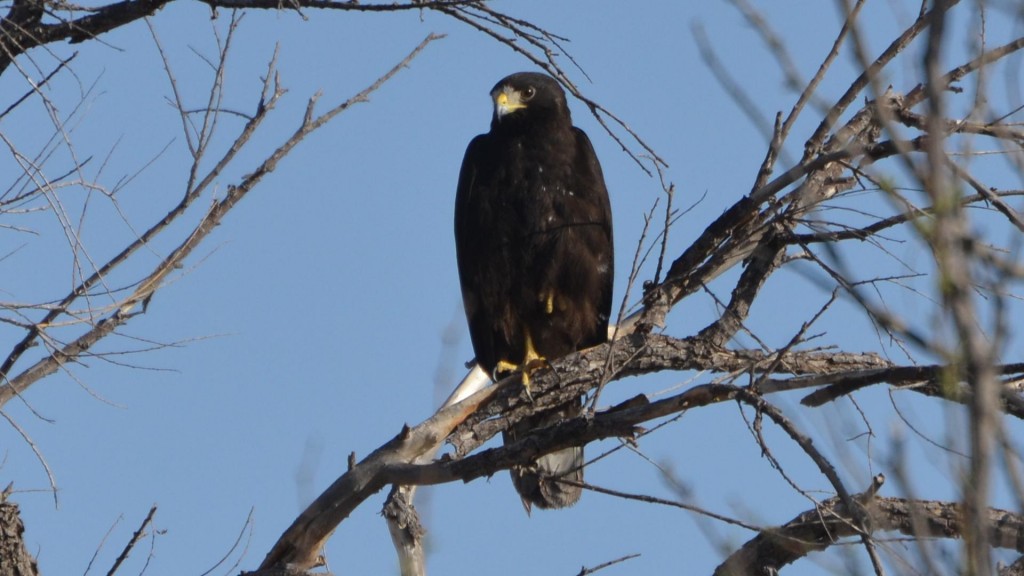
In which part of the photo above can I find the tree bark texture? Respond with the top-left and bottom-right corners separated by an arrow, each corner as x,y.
0,498 -> 39,576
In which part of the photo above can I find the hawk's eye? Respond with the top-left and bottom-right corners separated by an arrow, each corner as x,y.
522,86 -> 536,101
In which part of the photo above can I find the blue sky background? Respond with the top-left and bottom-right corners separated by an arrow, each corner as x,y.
3,1 -> 1023,574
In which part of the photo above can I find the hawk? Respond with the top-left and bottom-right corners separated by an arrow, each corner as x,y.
454,72 -> 613,511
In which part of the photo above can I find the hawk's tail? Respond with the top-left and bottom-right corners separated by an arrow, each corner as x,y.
503,397 -> 584,513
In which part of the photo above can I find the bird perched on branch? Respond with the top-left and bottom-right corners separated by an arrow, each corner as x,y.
454,72 -> 614,512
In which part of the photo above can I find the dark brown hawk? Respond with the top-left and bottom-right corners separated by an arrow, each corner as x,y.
454,72 -> 614,512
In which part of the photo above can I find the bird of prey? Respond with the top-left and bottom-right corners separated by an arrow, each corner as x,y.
454,72 -> 614,512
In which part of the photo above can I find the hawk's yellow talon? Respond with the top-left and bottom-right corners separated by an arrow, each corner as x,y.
495,359 -> 518,375
521,371 -> 534,402
521,332 -> 543,402
493,333 -> 545,403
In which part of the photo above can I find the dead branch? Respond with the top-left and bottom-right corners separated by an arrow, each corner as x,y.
251,319 -> 1024,573
254,380 -> 500,571
715,478 -> 1024,576
0,32 -> 442,409
0,1 -> 463,73
106,505 -> 157,576
575,553 -> 641,575
4,1 -> 1024,575
800,362 -> 1024,413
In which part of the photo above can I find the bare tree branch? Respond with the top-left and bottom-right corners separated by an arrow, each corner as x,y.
715,477 -> 1024,576
5,2 -> 1024,575
106,505 -> 157,576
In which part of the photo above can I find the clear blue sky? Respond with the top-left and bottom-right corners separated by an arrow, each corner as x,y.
4,1 -> 1022,574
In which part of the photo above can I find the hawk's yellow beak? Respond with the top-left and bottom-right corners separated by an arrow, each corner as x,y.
494,89 -> 527,119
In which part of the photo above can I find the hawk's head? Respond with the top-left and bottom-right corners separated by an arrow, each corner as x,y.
489,72 -> 570,127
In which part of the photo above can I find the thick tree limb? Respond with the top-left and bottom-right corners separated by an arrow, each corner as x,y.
254,381 -> 501,571
800,362 -> 1024,415
0,0 -> 171,72
0,1 -> 469,73
250,318 -> 1024,574
714,480 -> 1024,576
252,328 -> 1024,574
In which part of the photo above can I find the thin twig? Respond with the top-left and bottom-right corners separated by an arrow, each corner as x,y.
106,505 -> 158,576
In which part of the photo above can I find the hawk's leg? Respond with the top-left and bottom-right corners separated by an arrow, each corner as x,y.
494,332 -> 546,402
